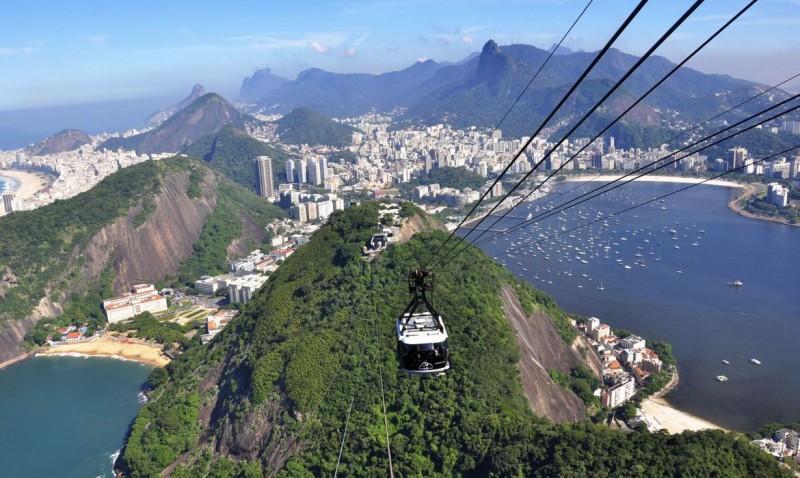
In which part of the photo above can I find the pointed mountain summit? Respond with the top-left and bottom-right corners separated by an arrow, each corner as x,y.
475,39 -> 515,85
27,128 -> 92,156
238,68 -> 290,103
144,84 -> 207,127
100,93 -> 250,154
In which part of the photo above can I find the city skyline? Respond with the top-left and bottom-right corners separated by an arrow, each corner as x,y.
2,0 -> 799,111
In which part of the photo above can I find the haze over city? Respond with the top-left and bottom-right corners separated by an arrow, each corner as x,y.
2,0 -> 799,110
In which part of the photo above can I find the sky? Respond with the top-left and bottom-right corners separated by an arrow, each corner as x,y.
1,0 -> 799,111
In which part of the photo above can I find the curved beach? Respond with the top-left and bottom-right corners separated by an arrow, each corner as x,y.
0,169 -> 46,199
37,335 -> 169,367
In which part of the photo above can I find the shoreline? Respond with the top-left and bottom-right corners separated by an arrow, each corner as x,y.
36,335 -> 169,367
0,169 -> 47,199
640,396 -> 728,434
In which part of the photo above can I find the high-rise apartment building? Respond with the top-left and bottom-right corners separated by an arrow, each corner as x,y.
285,159 -> 295,185
255,156 -> 275,198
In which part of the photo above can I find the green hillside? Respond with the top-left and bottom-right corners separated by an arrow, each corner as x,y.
0,160 -> 164,321
182,124 -> 294,191
120,204 -> 787,478
275,107 -> 357,147
0,157 -> 284,331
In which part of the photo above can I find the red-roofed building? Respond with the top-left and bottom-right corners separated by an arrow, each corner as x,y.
65,331 -> 84,343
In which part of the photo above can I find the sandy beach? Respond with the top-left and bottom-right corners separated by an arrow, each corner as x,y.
565,174 -> 744,189
0,169 -> 46,199
641,397 -> 727,434
37,335 -> 170,367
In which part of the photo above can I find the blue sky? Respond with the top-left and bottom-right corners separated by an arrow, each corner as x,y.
1,0 -> 798,110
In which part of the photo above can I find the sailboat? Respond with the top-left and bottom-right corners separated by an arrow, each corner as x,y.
597,281 -> 605,291
676,264 -> 683,274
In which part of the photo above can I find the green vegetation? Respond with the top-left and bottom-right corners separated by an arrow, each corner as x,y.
182,124 -> 295,191
402,166 -> 486,193
121,205 -> 789,477
744,196 -> 799,224
108,312 -> 191,345
275,107 -> 357,147
549,364 -> 602,408
133,194 -> 157,228
174,181 -> 285,287
23,265 -> 116,348
0,160 -> 165,321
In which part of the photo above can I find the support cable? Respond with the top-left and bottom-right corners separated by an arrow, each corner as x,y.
443,0 -> 757,258
429,0 -> 705,271
423,0 -> 649,270
472,95 -> 800,249
491,145 -> 799,260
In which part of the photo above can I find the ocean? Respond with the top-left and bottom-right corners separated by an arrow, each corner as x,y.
0,356 -> 151,478
472,180 -> 800,431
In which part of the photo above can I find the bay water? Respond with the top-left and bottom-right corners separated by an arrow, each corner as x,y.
0,356 -> 150,478
474,181 -> 800,431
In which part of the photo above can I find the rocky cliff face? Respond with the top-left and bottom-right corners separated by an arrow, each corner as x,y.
501,284 -> 599,423
0,168 -> 221,363
82,171 -> 218,293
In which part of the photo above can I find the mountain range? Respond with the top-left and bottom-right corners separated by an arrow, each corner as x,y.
244,40 -> 784,143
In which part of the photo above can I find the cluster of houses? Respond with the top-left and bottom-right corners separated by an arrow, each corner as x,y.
753,429 -> 800,464
194,235 -> 309,305
49,325 -> 90,344
575,317 -> 664,409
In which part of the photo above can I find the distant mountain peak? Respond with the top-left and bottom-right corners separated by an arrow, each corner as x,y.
100,93 -> 250,154
548,43 -> 574,56
145,84 -> 207,128
475,39 -> 514,85
238,68 -> 290,103
27,128 -> 92,156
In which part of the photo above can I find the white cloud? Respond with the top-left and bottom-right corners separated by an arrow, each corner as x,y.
337,47 -> 357,57
0,46 -> 34,55
308,41 -> 330,54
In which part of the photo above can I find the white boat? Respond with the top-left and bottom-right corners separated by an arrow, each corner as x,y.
597,282 -> 605,291
750,358 -> 762,365
722,360 -> 730,365
716,375 -> 728,382
727,280 -> 743,287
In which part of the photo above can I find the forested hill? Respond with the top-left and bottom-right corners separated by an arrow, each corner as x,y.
0,157 -> 284,363
274,107 -> 358,148
182,123 -> 295,192
118,203 -> 787,477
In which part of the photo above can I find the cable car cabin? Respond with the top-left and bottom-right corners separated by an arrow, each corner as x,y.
397,312 -> 449,374
396,267 -> 450,375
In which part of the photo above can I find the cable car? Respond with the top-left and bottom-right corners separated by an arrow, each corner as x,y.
396,268 -> 450,374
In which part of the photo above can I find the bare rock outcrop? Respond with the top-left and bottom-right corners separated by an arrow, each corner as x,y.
501,284 -> 593,423
0,167 -> 222,364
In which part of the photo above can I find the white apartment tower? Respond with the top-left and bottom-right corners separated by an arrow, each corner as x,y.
255,156 -> 275,198
285,159 -> 295,185
297,158 -> 308,184
308,158 -> 322,185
